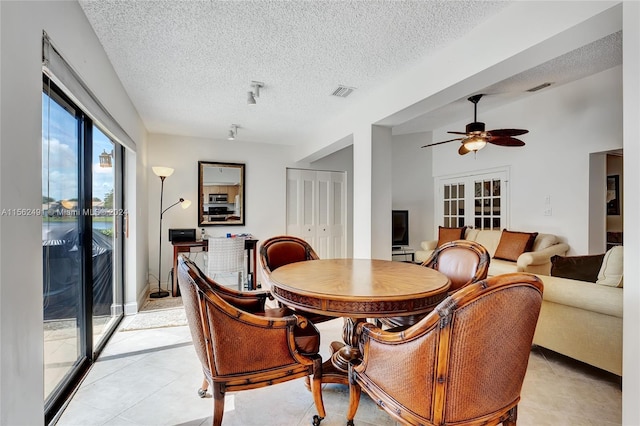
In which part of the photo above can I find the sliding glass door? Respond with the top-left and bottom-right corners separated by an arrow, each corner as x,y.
92,126 -> 123,351
42,77 -> 124,421
42,85 -> 82,401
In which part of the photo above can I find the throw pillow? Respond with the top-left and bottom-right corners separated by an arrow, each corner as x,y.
493,230 -> 538,262
550,253 -> 605,283
436,226 -> 466,247
596,246 -> 624,288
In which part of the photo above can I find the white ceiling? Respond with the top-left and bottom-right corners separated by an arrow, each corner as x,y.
79,1 -> 621,147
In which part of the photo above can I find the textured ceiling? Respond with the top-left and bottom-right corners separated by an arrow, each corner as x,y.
79,1 -> 621,146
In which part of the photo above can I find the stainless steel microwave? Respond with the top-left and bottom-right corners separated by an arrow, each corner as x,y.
209,194 -> 228,203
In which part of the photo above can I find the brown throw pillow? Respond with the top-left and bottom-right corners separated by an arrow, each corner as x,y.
493,230 -> 538,262
550,254 -> 605,283
437,226 -> 466,247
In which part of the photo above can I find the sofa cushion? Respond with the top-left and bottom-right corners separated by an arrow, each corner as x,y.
596,246 -> 624,288
493,230 -> 538,262
488,258 -> 519,276
436,226 -> 466,247
538,274 -> 623,318
471,229 -> 500,256
550,253 -> 605,283
532,233 -> 557,251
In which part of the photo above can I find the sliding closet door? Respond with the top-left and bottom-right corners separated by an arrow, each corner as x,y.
286,168 -> 347,258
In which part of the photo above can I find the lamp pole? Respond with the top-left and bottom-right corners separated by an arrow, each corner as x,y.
150,175 -> 170,298
150,166 -> 190,299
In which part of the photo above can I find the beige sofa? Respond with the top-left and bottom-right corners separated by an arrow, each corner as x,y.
415,229 -> 569,275
533,246 -> 623,376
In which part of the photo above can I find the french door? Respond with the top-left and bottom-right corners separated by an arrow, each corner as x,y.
42,77 -> 124,421
436,169 -> 509,231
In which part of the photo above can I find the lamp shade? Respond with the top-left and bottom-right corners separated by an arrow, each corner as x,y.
180,199 -> 192,209
152,166 -> 174,178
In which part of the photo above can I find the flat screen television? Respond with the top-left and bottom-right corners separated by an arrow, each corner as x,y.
392,210 -> 409,249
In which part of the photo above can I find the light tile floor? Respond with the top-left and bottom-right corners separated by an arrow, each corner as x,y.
55,315 -> 622,426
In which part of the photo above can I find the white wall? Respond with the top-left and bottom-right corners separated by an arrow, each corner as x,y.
0,1 -> 147,424
425,66 -> 622,255
622,3 -> 640,423
391,132 -> 434,250
146,134 -> 305,289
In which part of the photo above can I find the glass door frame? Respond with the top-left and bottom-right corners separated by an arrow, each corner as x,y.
43,76 -> 125,424
435,167 -> 510,232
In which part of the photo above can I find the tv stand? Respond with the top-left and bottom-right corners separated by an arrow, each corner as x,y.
391,247 -> 415,262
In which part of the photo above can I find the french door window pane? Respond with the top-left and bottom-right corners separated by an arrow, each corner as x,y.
493,179 -> 501,196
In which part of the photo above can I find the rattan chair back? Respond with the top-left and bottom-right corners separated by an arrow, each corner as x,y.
423,239 -> 490,293
347,273 -> 543,426
177,255 -> 326,426
259,235 -> 319,273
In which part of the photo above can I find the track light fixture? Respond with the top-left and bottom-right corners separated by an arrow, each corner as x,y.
228,124 -> 238,140
247,81 -> 264,105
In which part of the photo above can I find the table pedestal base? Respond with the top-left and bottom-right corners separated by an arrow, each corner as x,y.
309,318 -> 364,387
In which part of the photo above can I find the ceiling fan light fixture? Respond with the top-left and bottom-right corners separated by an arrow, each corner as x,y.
463,135 -> 487,152
421,94 -> 528,154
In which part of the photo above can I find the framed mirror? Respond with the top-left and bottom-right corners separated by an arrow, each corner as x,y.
198,161 -> 245,226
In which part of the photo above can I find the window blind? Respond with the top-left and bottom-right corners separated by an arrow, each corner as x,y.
41,31 -> 136,151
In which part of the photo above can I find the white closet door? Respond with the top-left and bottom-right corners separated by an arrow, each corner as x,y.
315,171 -> 331,256
328,171 -> 347,258
286,168 -> 347,259
287,169 -> 317,247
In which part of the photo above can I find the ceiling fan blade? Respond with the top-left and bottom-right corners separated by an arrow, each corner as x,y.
487,128 -> 529,137
458,144 -> 471,155
421,138 -> 463,148
448,131 -> 469,135
488,136 -> 525,147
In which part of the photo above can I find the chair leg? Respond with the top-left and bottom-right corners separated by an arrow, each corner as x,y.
212,382 -> 225,426
503,405 -> 517,426
310,361 -> 326,425
198,377 -> 210,398
346,379 -> 361,425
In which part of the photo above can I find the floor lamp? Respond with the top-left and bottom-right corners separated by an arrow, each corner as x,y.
150,166 -> 191,299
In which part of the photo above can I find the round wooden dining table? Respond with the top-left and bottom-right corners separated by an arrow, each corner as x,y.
268,258 -> 451,384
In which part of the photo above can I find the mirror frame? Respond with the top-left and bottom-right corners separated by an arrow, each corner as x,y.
198,161 -> 245,226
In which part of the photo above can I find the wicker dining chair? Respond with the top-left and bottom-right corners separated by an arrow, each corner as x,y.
347,272 -> 543,426
260,235 -> 333,324
205,236 -> 246,290
380,239 -> 490,329
177,255 -> 326,426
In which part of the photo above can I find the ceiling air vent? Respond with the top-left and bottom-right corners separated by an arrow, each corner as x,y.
331,85 -> 356,98
526,82 -> 553,92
